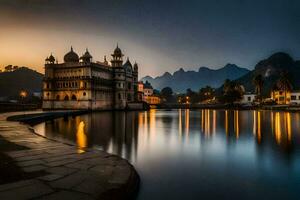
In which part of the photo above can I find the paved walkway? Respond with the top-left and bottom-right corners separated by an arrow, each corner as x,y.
0,111 -> 139,200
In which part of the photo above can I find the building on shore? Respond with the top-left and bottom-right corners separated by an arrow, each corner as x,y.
271,86 -> 291,105
43,45 -> 140,110
240,93 -> 256,104
137,81 -> 144,102
290,91 -> 300,104
142,81 -> 161,105
271,89 -> 300,105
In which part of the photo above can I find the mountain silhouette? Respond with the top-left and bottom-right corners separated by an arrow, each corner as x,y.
141,64 -> 250,92
0,67 -> 43,99
232,52 -> 300,96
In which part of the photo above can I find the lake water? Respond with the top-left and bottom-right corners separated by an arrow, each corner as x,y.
34,109 -> 300,199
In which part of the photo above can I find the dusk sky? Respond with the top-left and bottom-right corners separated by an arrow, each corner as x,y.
0,0 -> 300,78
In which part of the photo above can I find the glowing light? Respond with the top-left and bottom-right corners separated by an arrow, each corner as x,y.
225,110 -> 228,136
234,110 -> 239,139
275,112 -> 281,144
178,109 -> 182,136
286,112 -> 292,142
76,121 -> 87,153
201,110 -> 204,133
213,110 -> 216,135
185,109 -> 190,136
257,111 -> 261,143
206,109 -> 210,136
20,90 -> 28,98
149,109 -> 156,137
253,110 -> 256,135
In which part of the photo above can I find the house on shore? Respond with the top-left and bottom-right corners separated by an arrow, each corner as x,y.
240,93 -> 256,104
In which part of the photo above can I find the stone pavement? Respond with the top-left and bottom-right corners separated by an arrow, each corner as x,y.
0,111 -> 139,200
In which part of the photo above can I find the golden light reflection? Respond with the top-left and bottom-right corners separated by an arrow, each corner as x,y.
185,109 -> 190,136
144,111 -> 148,135
149,109 -> 156,141
201,110 -> 204,133
138,112 -> 144,127
178,109 -> 182,136
270,112 -> 293,145
225,110 -> 228,136
257,111 -> 261,143
213,110 -> 216,135
253,110 -> 256,135
275,112 -> 281,144
252,111 -> 261,143
206,110 -> 210,136
286,112 -> 292,142
76,121 -> 87,153
270,111 -> 274,134
200,109 -> 216,137
234,110 -> 239,139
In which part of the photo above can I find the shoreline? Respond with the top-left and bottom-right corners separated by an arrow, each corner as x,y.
0,110 -> 140,200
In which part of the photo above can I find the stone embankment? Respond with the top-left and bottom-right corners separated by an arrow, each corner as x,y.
0,111 -> 139,200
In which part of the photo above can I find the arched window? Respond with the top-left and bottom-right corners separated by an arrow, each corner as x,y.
83,92 -> 86,96
64,95 -> 69,101
71,94 -> 77,100
56,95 -> 60,100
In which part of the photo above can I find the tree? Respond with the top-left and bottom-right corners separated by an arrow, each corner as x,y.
220,80 -> 243,104
4,65 -> 13,72
13,66 -> 19,71
186,88 -> 199,104
276,72 -> 292,104
253,74 -> 264,102
199,86 -> 214,102
161,87 -> 174,103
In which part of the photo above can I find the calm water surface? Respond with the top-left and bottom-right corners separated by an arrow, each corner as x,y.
34,109 -> 300,199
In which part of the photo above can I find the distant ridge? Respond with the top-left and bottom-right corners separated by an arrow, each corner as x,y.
0,67 -> 43,98
230,52 -> 300,96
141,64 -> 250,92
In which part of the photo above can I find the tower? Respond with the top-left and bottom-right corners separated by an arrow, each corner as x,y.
112,45 -> 126,109
111,44 -> 123,67
133,62 -> 139,101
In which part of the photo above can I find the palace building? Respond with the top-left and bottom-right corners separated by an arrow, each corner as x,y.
42,45 -> 139,110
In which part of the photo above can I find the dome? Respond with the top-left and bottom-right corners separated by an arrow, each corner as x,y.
113,44 -> 123,56
80,48 -> 92,62
48,54 -> 55,63
64,47 -> 79,62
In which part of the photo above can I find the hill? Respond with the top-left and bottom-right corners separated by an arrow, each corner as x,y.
141,64 -> 250,92
232,52 -> 300,96
0,67 -> 43,99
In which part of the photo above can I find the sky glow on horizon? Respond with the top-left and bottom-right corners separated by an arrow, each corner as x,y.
1,0 -> 300,77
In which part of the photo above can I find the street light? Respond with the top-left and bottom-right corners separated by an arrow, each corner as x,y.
20,90 -> 28,114
20,90 -> 28,99
186,96 -> 190,104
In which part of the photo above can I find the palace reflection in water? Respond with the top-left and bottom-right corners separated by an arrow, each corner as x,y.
34,109 -> 300,200
34,109 -> 300,159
